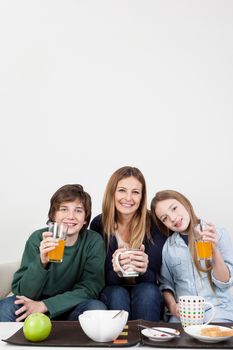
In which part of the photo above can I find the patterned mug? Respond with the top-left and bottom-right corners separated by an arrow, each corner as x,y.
179,295 -> 215,328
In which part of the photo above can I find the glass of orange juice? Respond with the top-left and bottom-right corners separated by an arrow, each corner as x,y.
48,222 -> 68,263
194,223 -> 212,260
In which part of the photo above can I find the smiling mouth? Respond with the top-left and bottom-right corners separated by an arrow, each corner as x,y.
175,219 -> 182,227
120,203 -> 134,208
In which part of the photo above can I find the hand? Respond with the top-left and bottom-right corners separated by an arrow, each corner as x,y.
112,247 -> 128,275
39,231 -> 58,266
129,244 -> 148,274
200,222 -> 218,250
14,295 -> 48,322
112,245 -> 148,276
170,302 -> 180,318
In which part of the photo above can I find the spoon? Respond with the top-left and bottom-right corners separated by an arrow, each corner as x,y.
138,324 -> 180,337
112,310 -> 124,319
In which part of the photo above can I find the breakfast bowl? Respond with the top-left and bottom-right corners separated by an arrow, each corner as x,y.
78,310 -> 128,342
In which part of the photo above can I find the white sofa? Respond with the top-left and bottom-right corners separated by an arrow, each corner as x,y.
0,261 -> 20,299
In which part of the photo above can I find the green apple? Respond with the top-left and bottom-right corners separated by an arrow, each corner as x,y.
23,313 -> 52,342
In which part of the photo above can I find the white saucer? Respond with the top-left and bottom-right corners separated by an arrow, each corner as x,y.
141,327 -> 180,342
184,325 -> 233,343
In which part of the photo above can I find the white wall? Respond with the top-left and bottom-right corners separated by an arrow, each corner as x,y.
0,0 -> 233,262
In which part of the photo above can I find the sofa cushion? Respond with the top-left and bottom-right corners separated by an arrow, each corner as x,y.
0,261 -> 20,299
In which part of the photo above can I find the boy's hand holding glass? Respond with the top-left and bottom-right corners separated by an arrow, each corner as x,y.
40,232 -> 57,265
47,222 -> 68,263
40,223 -> 68,265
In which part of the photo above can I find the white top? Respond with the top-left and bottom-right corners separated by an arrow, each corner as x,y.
115,231 -> 129,249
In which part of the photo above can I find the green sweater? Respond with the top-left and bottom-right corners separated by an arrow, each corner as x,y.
12,228 -> 106,319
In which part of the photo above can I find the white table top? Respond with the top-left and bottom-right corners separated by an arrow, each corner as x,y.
0,323 -> 22,350
0,322 -> 222,350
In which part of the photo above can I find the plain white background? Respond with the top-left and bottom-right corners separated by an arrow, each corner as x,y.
0,0 -> 232,262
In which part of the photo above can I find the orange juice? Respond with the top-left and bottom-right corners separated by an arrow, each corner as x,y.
196,241 -> 212,260
48,239 -> 65,263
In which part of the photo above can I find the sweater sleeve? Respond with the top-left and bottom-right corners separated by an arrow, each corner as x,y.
12,229 -> 51,298
43,234 -> 106,318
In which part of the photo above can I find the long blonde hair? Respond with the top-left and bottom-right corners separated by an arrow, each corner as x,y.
151,190 -> 212,281
102,166 -> 151,248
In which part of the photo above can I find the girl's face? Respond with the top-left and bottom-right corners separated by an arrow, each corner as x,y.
54,199 -> 86,236
114,176 -> 143,216
155,198 -> 190,232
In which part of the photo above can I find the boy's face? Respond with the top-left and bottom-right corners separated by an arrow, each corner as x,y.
55,199 -> 86,235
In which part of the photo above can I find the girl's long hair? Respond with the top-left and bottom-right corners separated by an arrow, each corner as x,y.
102,166 -> 151,248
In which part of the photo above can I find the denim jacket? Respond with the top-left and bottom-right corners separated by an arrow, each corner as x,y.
160,225 -> 233,322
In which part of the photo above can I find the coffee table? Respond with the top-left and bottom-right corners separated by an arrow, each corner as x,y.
0,322 -> 225,350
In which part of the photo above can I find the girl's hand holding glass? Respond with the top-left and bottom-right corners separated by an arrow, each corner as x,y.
194,222 -> 218,261
200,223 -> 218,249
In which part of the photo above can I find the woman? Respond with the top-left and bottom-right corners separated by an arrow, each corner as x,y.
151,189 -> 233,322
90,166 -> 167,321
0,184 -> 107,322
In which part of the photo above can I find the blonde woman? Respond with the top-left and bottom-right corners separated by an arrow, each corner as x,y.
151,189 -> 233,322
90,166 -> 167,321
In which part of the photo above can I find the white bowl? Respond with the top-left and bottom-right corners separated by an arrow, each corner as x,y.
78,310 -> 128,342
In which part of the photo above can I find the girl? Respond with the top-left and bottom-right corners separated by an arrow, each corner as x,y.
151,189 -> 233,322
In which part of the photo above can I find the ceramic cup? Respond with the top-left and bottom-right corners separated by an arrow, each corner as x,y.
179,295 -> 215,328
114,249 -> 140,277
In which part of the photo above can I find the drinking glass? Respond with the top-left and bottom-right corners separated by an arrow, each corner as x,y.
48,222 -> 68,263
194,223 -> 212,260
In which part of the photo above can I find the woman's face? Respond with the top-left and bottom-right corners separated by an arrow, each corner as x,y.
155,198 -> 190,232
114,176 -> 143,216
54,199 -> 86,236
